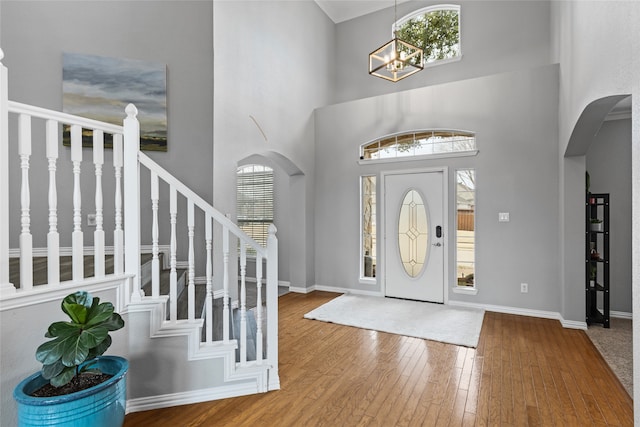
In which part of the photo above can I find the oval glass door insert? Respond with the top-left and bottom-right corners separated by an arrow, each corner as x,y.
398,189 -> 429,278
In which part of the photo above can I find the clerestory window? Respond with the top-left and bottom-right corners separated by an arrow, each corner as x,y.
236,164 -> 274,254
396,5 -> 461,66
360,130 -> 476,161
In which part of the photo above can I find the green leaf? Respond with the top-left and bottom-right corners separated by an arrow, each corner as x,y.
50,366 -> 76,388
36,333 -> 79,365
101,313 -> 125,331
85,302 -> 115,327
42,360 -> 65,380
62,292 -> 93,323
45,321 -> 80,339
87,335 -> 112,360
60,333 -> 91,367
56,326 -> 107,368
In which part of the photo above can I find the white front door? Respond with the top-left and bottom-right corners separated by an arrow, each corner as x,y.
384,171 -> 445,303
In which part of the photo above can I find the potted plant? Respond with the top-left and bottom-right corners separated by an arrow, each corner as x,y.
13,291 -> 128,427
590,218 -> 603,232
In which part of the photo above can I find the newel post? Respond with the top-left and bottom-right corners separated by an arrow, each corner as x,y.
266,224 -> 280,390
123,104 -> 142,301
0,49 -> 15,295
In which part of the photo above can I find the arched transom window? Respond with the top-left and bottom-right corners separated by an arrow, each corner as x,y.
361,130 -> 476,160
396,5 -> 461,65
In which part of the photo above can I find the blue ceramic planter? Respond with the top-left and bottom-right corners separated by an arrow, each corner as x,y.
14,356 -> 128,427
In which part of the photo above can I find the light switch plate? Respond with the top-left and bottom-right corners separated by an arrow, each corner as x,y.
498,212 -> 510,222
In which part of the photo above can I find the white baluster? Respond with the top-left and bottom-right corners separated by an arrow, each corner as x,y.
222,227 -> 230,343
151,172 -> 160,298
46,120 -> 60,285
240,243 -> 247,365
113,134 -> 123,275
93,130 -> 105,277
205,214 -> 213,343
169,186 -> 177,321
0,50 -> 14,295
187,201 -> 195,321
70,125 -> 83,282
266,224 -> 279,389
256,254 -> 263,364
18,114 -> 33,291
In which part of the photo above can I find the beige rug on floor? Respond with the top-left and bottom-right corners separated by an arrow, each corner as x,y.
585,317 -> 633,397
304,293 -> 485,348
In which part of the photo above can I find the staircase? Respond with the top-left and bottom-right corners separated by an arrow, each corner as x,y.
0,48 -> 279,417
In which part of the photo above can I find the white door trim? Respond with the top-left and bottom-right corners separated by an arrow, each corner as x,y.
380,167 -> 449,304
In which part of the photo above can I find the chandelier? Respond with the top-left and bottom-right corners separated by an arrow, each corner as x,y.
368,0 -> 424,82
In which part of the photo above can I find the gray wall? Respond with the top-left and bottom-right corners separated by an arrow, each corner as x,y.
213,1 -> 335,289
1,1 -> 213,265
333,0 -> 551,104
587,118 -> 632,314
550,1 -> 640,416
315,65 -> 560,312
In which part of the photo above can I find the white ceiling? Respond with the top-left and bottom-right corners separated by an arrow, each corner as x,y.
314,0 -> 409,24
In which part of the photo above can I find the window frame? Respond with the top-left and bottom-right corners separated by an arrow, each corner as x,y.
359,174 -> 377,284
394,4 -> 462,68
358,129 -> 478,165
453,168 -> 478,295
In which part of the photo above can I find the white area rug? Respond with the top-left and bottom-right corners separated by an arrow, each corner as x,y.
304,294 -> 485,348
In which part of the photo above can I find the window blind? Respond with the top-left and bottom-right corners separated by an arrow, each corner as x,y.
237,165 -> 274,252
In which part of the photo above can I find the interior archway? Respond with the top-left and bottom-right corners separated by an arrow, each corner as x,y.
561,94 -> 632,393
237,151 -> 307,291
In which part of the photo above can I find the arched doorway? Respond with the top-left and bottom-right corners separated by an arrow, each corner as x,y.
563,94 -> 632,394
237,151 -> 309,291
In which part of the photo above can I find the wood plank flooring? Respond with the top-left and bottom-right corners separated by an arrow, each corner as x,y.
124,291 -> 633,426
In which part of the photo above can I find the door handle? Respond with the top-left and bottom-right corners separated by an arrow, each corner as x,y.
432,242 -> 442,247
436,226 -> 442,238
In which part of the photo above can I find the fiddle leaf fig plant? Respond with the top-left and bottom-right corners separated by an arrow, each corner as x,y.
35,291 -> 124,387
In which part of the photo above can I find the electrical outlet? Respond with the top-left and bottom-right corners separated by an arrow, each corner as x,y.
520,283 -> 528,293
87,214 -> 96,227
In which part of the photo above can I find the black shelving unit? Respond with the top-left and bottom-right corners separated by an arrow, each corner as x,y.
585,192 -> 609,328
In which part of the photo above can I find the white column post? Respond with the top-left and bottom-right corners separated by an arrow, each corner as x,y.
0,50 -> 15,295
266,224 -> 279,389
123,104 -> 142,300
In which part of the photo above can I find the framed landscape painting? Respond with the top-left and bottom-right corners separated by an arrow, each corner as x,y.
62,52 -> 167,151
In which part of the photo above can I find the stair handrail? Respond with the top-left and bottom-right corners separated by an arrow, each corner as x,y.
7,101 -> 124,135
136,152 -> 267,257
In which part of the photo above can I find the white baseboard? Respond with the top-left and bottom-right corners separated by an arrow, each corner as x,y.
448,299 -> 588,330
611,310 -> 633,319
126,382 -> 261,414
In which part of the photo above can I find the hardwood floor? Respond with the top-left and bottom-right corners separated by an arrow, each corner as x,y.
124,291 -> 633,426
